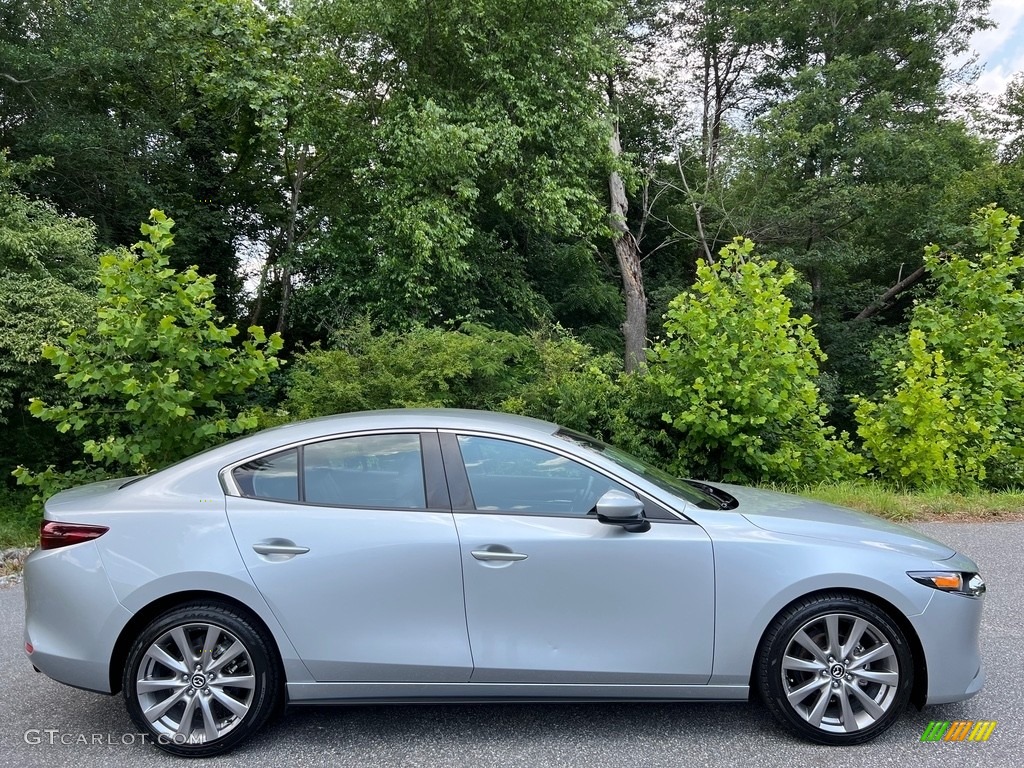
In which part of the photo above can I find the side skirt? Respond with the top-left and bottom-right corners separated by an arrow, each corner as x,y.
286,682 -> 749,705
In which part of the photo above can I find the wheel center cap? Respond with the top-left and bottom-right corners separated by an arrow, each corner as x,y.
191,673 -> 207,688
829,663 -> 846,679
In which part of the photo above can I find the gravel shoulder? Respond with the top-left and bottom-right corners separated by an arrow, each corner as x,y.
0,547 -> 31,588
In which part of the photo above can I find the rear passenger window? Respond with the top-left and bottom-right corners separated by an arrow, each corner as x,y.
233,449 -> 298,501
304,434 -> 426,509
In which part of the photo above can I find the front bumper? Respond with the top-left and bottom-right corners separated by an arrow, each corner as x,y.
911,587 -> 985,705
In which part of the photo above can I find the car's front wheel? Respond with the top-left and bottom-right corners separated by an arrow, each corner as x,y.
122,602 -> 280,757
757,593 -> 914,745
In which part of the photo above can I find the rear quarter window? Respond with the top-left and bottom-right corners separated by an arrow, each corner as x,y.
232,449 -> 299,501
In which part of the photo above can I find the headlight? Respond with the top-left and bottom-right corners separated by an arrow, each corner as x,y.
908,571 -> 986,597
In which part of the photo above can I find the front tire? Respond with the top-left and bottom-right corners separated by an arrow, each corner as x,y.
757,593 -> 914,745
122,602 -> 280,757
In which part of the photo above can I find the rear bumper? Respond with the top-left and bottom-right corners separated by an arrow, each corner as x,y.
23,544 -> 130,694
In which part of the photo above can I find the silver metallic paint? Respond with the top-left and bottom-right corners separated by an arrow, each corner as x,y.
23,409 -> 984,715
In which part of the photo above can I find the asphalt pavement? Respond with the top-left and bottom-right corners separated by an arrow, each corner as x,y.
1,521 -> 1019,767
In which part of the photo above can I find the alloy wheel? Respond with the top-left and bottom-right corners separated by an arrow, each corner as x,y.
134,621 -> 257,745
781,612 -> 901,734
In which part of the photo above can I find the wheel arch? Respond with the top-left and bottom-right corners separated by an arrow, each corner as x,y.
108,590 -> 286,698
748,587 -> 928,709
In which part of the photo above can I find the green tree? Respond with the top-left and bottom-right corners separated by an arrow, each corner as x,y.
15,211 -> 283,490
709,1 -> 993,432
0,152 -> 97,478
855,205 -> 1024,489
649,237 -> 859,484
996,73 -> 1024,164
1,0 -> 303,317
0,152 -> 96,416
296,0 -> 626,343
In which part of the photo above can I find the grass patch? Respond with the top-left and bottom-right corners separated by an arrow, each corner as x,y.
0,486 -> 42,549
784,481 -> 1024,522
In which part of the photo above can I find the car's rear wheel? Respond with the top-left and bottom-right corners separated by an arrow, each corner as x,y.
757,593 -> 914,745
122,602 -> 280,757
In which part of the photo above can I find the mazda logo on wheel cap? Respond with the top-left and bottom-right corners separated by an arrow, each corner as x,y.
830,663 -> 846,679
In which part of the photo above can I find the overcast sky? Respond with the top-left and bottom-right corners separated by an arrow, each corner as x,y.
969,0 -> 1024,97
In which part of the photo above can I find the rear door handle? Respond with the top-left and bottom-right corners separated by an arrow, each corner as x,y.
471,550 -> 528,562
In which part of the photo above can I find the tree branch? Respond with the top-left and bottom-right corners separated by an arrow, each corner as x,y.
677,153 -> 714,264
1,72 -> 56,85
854,264 -> 927,320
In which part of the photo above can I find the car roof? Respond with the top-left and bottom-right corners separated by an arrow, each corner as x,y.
255,408 -> 559,442
133,408 -> 558,491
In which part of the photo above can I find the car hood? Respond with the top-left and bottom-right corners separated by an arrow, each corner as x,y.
717,484 -> 956,560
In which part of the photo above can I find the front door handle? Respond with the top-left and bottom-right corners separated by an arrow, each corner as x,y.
253,539 -> 310,557
471,550 -> 528,562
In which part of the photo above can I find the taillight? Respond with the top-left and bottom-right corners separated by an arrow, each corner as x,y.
39,520 -> 109,550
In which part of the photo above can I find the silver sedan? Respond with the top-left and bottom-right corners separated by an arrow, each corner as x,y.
23,409 -> 985,756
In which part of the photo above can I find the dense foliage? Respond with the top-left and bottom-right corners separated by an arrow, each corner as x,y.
284,322 -> 622,439
855,206 -> 1024,489
2,0 -> 1023,498
650,238 -> 860,484
0,152 -> 96,474
14,212 -> 282,495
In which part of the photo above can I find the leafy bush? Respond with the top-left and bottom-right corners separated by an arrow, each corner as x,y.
0,152 -> 99,488
648,237 -> 860,484
286,322 -> 528,416
605,372 -> 680,469
285,321 -> 622,437
15,211 -> 283,495
497,330 -> 623,437
855,205 -> 1024,489
290,254 -> 861,487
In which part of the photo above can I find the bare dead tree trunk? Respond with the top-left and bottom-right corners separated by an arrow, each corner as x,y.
608,122 -> 647,373
275,264 -> 292,335
275,145 -> 308,335
248,251 -> 273,327
854,264 -> 926,321
809,267 -> 822,322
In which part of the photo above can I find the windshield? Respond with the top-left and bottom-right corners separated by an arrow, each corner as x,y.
555,429 -> 725,510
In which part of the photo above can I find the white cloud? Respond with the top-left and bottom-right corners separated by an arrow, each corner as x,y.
966,0 -> 1024,97
973,0 -> 1024,53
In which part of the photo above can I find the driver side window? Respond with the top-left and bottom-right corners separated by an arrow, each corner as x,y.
456,435 -> 629,515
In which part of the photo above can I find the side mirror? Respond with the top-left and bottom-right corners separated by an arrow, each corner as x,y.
596,490 -> 650,533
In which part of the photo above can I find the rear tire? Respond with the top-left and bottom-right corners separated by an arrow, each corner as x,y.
757,593 -> 913,745
122,602 -> 280,757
